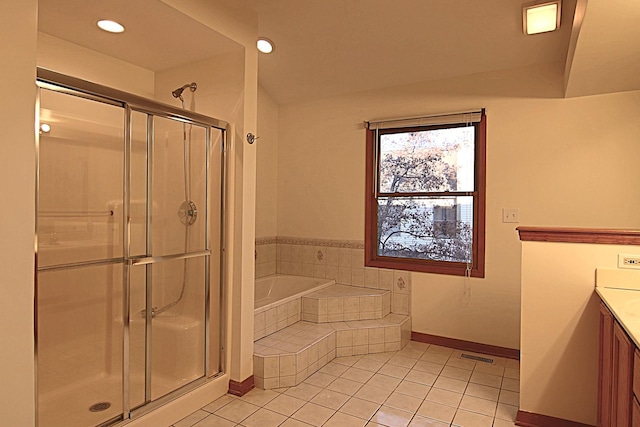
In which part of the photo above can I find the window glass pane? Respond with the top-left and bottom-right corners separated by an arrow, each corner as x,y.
377,196 -> 473,263
378,126 -> 475,193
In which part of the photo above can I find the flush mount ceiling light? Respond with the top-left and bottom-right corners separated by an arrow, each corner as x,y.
257,38 -> 274,54
523,0 -> 561,35
97,19 -> 125,34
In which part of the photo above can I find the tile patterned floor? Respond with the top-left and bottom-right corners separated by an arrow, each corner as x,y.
170,342 -> 520,427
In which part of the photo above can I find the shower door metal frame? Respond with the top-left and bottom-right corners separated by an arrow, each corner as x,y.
35,68 -> 229,427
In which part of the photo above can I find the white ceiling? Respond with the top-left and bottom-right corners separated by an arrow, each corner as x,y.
37,0 -> 640,104
245,0 -> 575,103
564,0 -> 640,97
37,0 -> 241,72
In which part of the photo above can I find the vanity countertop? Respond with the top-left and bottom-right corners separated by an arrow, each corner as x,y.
596,268 -> 640,348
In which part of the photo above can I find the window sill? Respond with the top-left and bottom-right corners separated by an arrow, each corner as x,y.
366,257 -> 484,278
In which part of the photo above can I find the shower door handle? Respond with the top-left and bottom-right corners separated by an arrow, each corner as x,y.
128,250 -> 210,266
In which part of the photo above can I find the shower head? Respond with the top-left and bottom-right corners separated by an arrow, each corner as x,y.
172,82 -> 197,100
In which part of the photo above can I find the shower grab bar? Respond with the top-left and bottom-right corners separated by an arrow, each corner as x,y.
39,210 -> 114,217
37,257 -> 123,272
128,250 -> 210,266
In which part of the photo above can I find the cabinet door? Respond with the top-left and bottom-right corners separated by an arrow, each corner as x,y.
633,397 -> 640,427
613,321 -> 634,427
600,303 -> 614,427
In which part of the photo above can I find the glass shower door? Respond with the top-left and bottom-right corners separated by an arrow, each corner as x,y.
37,88 -> 125,427
128,113 -> 210,407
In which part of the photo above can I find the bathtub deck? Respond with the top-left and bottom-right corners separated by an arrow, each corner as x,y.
301,284 -> 391,323
253,281 -> 410,389
253,316 -> 411,389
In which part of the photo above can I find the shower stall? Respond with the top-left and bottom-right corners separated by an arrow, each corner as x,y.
35,69 -> 227,427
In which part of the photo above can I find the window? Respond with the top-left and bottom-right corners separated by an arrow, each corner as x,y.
433,205 -> 457,238
364,110 -> 486,277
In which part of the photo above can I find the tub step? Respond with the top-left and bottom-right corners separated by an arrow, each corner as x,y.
253,314 -> 411,389
301,284 -> 391,323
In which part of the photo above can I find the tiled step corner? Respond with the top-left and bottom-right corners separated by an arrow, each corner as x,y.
253,322 -> 336,389
301,284 -> 391,323
254,298 -> 301,342
332,314 -> 411,357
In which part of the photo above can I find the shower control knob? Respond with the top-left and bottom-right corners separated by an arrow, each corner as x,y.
246,133 -> 259,144
178,200 -> 198,226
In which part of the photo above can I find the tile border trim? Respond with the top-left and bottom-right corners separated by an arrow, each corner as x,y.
256,236 -> 365,249
411,331 -> 520,360
255,236 -> 277,245
515,410 -> 595,427
227,375 -> 254,397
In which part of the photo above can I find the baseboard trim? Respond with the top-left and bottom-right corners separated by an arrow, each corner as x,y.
228,375 -> 254,397
411,332 -> 520,360
516,410 -> 595,427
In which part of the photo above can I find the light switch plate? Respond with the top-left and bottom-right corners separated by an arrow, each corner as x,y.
502,208 -> 519,223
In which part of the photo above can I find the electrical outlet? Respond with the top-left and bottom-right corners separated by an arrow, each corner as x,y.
618,254 -> 640,270
502,208 -> 519,223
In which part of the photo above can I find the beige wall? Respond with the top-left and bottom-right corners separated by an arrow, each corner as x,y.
0,1 -> 37,425
521,241 -> 640,424
38,32 -> 155,98
274,62 -> 640,350
256,86 -> 279,238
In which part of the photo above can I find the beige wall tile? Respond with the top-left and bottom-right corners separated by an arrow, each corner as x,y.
378,270 -> 394,290
280,355 -> 296,377
264,356 -> 279,379
314,246 -> 326,265
325,247 -> 338,266
351,249 -> 364,269
338,267 -> 351,285
291,245 -> 303,263
303,245 -> 316,264
351,268 -> 364,287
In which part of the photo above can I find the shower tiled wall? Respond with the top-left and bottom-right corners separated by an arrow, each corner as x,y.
255,237 -> 411,315
255,237 -> 277,278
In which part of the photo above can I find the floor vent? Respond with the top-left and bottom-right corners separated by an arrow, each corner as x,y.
461,353 -> 494,364
89,402 -> 111,412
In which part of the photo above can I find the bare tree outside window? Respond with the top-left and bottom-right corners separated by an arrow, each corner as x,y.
376,127 -> 474,263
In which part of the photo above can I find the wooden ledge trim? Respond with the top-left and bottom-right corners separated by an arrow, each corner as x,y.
517,227 -> 640,246
516,410 -> 595,427
228,375 -> 254,397
411,332 -> 520,360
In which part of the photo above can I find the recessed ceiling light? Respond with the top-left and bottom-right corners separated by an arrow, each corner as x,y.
39,123 -> 51,134
523,1 -> 561,35
257,38 -> 274,54
97,19 -> 125,34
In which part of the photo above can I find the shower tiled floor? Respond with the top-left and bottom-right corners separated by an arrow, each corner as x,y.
169,341 -> 519,427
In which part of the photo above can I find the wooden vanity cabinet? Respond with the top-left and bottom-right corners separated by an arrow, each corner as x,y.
600,303 -> 614,427
612,321 -> 634,427
634,351 -> 640,427
599,301 -> 636,427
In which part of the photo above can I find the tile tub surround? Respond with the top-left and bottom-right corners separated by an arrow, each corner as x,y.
301,285 -> 391,323
255,236 -> 411,316
254,297 -> 301,341
170,342 -> 521,427
254,315 -> 411,390
254,275 -> 337,341
255,238 -> 277,279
